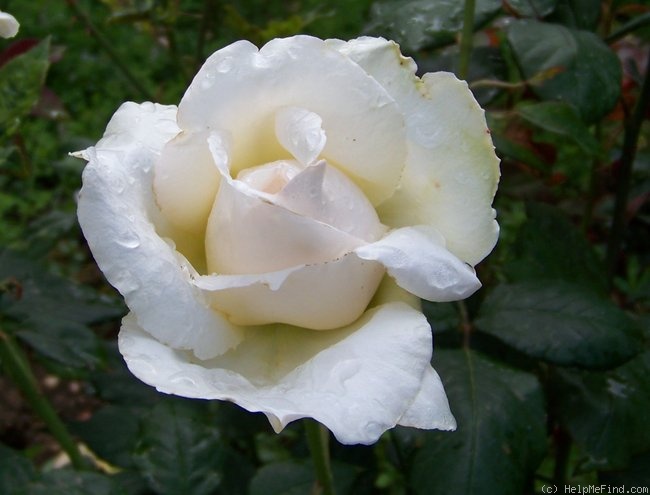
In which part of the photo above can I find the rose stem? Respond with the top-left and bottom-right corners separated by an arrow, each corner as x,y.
65,0 -> 154,101
304,419 -> 336,495
458,0 -> 476,81
0,328 -> 87,470
605,49 -> 650,288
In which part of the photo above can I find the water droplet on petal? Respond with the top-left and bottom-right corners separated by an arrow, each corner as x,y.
215,57 -> 233,73
116,231 -> 141,249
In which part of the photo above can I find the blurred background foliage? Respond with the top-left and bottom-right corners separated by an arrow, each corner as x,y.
0,0 -> 649,493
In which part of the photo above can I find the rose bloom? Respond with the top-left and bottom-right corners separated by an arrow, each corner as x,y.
77,36 -> 499,445
0,10 -> 19,38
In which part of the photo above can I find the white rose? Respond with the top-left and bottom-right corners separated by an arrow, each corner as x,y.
77,36 -> 499,445
0,10 -> 19,39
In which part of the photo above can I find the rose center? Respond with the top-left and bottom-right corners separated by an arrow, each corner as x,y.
236,160 -> 303,195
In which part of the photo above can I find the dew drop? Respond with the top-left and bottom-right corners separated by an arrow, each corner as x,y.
215,57 -> 233,73
116,231 -> 141,249
200,71 -> 215,90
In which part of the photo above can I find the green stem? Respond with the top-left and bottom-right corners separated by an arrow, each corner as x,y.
605,11 -> 650,43
305,420 -> 336,495
457,300 -> 472,349
65,0 -> 154,101
582,124 -> 602,234
553,427 -> 571,486
605,49 -> 650,287
458,0 -> 476,80
0,329 -> 86,470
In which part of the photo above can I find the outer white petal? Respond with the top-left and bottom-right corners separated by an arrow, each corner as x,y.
275,106 -> 326,166
274,161 -> 386,242
194,252 -> 384,329
398,366 -> 456,430
118,302 -> 434,445
77,102 -> 243,359
0,11 -> 19,38
205,174 -> 365,274
354,226 -> 481,302
331,37 -> 500,265
153,129 -> 224,234
177,35 -> 407,205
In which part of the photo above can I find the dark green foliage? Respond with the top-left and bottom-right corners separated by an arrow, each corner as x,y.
517,101 -> 600,155
0,38 -> 50,136
552,351 -> 650,470
131,400 -> 225,495
508,20 -> 622,122
410,350 -> 547,495
476,281 -> 642,368
365,0 -> 501,52
0,249 -> 121,370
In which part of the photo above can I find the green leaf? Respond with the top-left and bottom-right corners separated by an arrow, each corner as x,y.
507,203 -> 608,294
476,281 -> 642,369
490,133 -> 548,172
504,0 -> 557,18
410,350 -> 546,495
249,460 -> 359,495
0,444 -> 37,495
249,462 -> 314,495
0,445 -> 128,495
508,20 -> 621,122
553,351 -> 650,469
0,38 -> 51,136
517,101 -> 599,154
599,450 -> 650,486
0,249 -> 122,369
365,0 -> 501,52
133,400 -> 225,495
548,0 -> 601,31
88,342 -> 160,406
26,470 -> 127,495
71,405 -> 140,469
422,301 -> 459,334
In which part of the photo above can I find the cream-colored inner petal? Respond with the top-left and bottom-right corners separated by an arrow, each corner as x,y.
205,175 -> 365,275
236,159 -> 303,194
177,36 -> 407,205
275,106 -> 326,166
274,161 -> 386,243
152,129 -> 223,234
204,114 -> 385,278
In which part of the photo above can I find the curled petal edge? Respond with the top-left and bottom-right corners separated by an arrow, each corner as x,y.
354,226 -> 481,302
119,301 -> 443,445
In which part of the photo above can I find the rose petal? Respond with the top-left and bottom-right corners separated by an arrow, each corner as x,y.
236,160 -> 302,195
77,102 -> 243,359
177,35 -> 407,205
205,172 -> 366,275
354,226 -> 481,302
153,129 -> 226,234
398,365 -> 456,430
194,252 -> 384,329
0,11 -> 19,38
275,106 -> 326,166
274,161 -> 386,242
118,301 -> 434,445
331,37 -> 500,265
